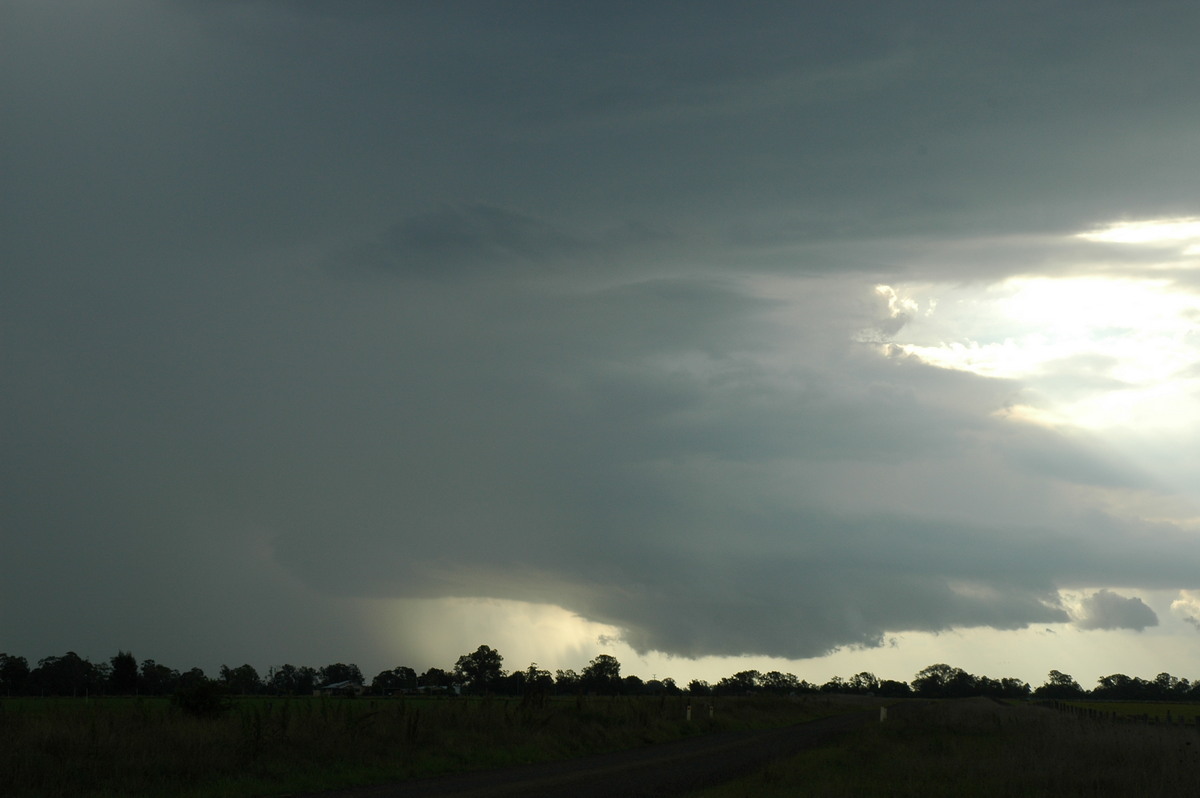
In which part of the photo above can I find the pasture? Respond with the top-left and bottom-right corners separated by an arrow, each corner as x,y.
686,697 -> 1200,797
0,692 -> 847,798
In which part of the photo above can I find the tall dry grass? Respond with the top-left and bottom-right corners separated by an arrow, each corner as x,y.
690,697 -> 1200,797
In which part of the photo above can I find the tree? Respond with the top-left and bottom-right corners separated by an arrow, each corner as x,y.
554,668 -> 580,692
687,679 -> 712,696
1034,670 -> 1083,699
581,654 -> 621,694
453,645 -> 504,694
139,659 -> 178,695
1152,672 -> 1188,700
523,663 -> 553,691
267,664 -> 317,695
178,667 -> 209,690
372,666 -> 417,693
760,671 -> 805,694
109,650 -> 139,694
1094,673 -> 1145,700
0,654 -> 30,696
846,671 -> 880,694
912,664 -> 976,698
716,670 -> 760,695
30,652 -> 102,696
220,663 -> 262,695
877,679 -> 912,698
318,663 -> 364,686
419,667 -> 453,689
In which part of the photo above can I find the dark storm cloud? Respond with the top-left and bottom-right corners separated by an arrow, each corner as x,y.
5,0 -> 1200,670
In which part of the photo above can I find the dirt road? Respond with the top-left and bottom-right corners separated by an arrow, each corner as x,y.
300,710 -> 871,798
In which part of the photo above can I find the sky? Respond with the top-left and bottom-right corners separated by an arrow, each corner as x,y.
6,0 -> 1200,690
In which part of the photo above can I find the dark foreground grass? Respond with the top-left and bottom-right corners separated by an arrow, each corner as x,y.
0,693 -> 851,798
686,697 -> 1200,797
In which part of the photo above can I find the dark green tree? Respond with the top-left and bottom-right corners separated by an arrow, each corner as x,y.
453,645 -> 505,694
1033,669 -> 1083,699
109,650 -> 139,694
30,652 -> 102,696
419,667 -> 453,689
220,663 -> 262,695
877,679 -> 912,698
912,664 -> 976,698
716,670 -> 761,695
267,664 -> 317,695
0,653 -> 30,696
554,668 -> 581,692
760,671 -> 805,694
581,654 -> 621,694
139,659 -> 178,695
318,662 -> 364,686
371,666 -> 417,693
846,671 -> 880,694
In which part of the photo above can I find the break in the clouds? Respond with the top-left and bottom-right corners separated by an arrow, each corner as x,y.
5,0 -> 1200,680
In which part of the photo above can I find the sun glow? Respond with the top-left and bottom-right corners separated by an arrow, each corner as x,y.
1077,217 -> 1200,246
880,220 -> 1200,432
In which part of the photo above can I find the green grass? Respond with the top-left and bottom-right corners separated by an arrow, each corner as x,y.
1057,699 -> 1200,724
685,698 -> 1200,798
0,693 -> 852,798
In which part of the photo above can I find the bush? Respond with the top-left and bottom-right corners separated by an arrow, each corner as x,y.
172,681 -> 231,718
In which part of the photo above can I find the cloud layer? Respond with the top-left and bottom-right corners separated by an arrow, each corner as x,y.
5,1 -> 1200,673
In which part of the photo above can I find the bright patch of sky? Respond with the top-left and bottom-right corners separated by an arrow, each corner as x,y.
881,219 -> 1200,434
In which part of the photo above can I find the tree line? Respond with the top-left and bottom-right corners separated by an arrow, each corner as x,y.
2,647 -> 1197,703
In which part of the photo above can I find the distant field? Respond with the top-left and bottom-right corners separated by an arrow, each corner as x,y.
1056,699 -> 1200,723
0,693 -> 858,798
686,698 -> 1200,798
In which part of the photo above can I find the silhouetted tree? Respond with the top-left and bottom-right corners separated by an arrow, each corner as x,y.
139,659 -> 178,695
372,666 -> 417,694
178,667 -> 209,689
0,653 -> 30,696
760,671 -> 806,694
419,667 -> 453,689
109,650 -> 139,694
220,663 -> 262,695
1033,669 -> 1084,699
877,679 -> 912,698
318,663 -> 364,687
846,671 -> 880,694
716,670 -> 761,695
687,679 -> 712,695
912,664 -> 977,698
30,652 -> 102,696
554,668 -> 580,693
581,654 -> 621,694
1151,672 -> 1189,700
266,664 -> 317,695
453,645 -> 504,694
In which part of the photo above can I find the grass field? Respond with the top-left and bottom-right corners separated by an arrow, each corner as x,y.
685,698 -> 1200,797
1057,699 -> 1200,724
0,693 -> 851,798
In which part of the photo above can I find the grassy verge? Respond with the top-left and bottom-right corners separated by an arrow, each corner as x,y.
685,697 -> 1200,798
0,693 -> 853,798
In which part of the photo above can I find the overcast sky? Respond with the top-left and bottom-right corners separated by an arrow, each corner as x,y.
6,0 -> 1200,688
